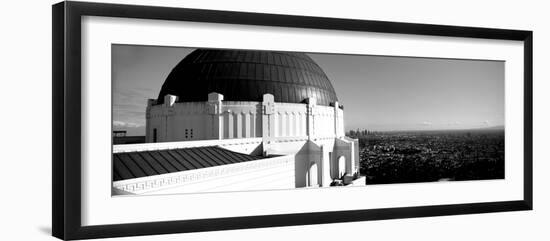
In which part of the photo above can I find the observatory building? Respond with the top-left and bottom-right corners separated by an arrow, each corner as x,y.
112,49 -> 364,195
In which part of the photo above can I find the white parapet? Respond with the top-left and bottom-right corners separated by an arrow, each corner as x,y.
112,154 -> 296,195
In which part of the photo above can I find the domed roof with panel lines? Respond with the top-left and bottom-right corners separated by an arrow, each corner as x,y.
156,49 -> 339,106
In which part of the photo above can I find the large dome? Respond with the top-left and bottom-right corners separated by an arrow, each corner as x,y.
156,49 -> 338,106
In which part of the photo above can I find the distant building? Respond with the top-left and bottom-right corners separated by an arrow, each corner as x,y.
112,131 -> 145,144
113,130 -> 127,137
113,135 -> 146,145
112,49 -> 364,195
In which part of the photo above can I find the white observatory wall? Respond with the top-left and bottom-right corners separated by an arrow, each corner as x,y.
147,100 -> 345,143
273,103 -> 308,137
171,102 -> 209,141
113,154 -> 296,195
312,105 -> 335,138
336,108 -> 345,137
221,101 -> 262,139
146,102 -> 210,142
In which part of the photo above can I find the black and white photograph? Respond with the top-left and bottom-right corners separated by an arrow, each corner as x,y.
111,45 -> 504,195
1,0 -> 545,240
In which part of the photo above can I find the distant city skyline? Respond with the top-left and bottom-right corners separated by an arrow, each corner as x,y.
112,45 -> 504,136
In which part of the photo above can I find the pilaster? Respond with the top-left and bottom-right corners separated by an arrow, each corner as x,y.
207,92 -> 223,139
262,94 -> 275,155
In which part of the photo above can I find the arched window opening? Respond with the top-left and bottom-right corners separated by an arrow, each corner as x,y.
338,156 -> 346,179
307,162 -> 318,187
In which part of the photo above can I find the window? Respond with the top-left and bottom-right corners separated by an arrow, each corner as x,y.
153,128 -> 157,143
338,156 -> 346,178
307,162 -> 318,187
185,128 -> 193,139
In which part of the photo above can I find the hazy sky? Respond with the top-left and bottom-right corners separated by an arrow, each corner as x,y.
112,45 -> 504,136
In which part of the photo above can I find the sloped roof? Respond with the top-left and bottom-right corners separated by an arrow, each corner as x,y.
113,146 -> 263,181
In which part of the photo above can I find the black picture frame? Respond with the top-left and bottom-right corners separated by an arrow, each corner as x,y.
52,1 -> 533,240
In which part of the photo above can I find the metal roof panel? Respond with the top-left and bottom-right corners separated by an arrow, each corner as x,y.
113,146 -> 265,181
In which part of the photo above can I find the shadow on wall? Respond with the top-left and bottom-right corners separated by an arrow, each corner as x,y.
37,226 -> 51,236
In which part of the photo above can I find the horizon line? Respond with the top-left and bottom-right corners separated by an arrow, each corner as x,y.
347,125 -> 505,132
